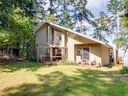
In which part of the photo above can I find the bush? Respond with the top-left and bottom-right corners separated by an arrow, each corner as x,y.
120,66 -> 128,74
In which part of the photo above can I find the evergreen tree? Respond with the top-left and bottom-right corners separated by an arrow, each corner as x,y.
72,0 -> 94,34
107,0 -> 124,58
93,11 -> 111,42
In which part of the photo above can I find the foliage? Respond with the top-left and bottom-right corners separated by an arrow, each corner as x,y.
107,0 -> 124,58
113,11 -> 128,58
45,13 -> 57,23
56,0 -> 75,29
1,0 -> 127,59
71,0 -> 94,33
0,6 -> 34,58
107,0 -> 124,14
93,11 -> 112,42
125,0 -> 128,12
0,0 -> 42,26
0,0 -> 41,58
107,0 -> 124,36
121,13 -> 128,28
113,31 -> 128,58
58,9 -> 74,29
0,29 -> 11,46
120,66 -> 128,74
0,0 -> 94,59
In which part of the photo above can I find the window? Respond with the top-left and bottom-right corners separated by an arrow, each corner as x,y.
83,48 -> 89,60
54,30 -> 62,46
76,47 -> 89,60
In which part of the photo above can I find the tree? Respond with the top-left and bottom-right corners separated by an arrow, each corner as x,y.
45,13 -> 57,23
72,0 -> 94,34
0,6 -> 34,58
0,0 -> 42,27
107,0 -> 124,58
114,1 -> 128,59
113,32 -> 128,58
93,11 -> 111,42
113,0 -> 128,61
0,29 -> 11,47
58,10 -> 74,29
11,7 -> 34,57
41,0 -> 59,21
0,0 -> 43,58
57,0 -> 75,29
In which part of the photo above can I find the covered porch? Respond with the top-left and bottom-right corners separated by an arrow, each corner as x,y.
75,43 -> 115,66
37,43 -> 67,63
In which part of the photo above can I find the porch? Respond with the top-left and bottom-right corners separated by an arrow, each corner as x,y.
37,43 -> 67,63
36,23 -> 68,64
75,44 -> 115,66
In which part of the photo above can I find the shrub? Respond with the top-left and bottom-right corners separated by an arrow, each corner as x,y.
120,66 -> 128,74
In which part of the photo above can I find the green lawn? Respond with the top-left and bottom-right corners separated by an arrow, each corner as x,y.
0,61 -> 128,96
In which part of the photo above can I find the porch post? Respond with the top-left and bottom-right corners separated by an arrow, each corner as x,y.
37,48 -> 39,63
50,47 -> 53,63
52,28 -> 54,45
64,31 -> 68,59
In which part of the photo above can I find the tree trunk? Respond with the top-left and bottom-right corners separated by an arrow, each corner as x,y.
26,42 -> 30,59
80,20 -> 83,34
21,39 -> 25,57
115,13 -> 119,59
123,47 -> 128,59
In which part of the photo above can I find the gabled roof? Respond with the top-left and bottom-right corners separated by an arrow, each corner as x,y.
34,21 -> 116,49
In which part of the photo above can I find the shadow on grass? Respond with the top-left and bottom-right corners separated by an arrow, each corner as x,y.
2,68 -> 128,96
0,61 -> 47,72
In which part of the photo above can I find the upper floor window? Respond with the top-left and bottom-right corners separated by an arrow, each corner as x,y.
54,30 -> 62,46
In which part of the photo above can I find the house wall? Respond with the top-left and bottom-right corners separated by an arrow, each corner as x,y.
36,24 -> 48,59
75,44 -> 102,65
36,24 -> 66,61
67,36 -> 82,61
36,24 -> 47,45
67,34 -> 103,64
35,24 -> 111,65
101,46 -> 109,65
89,46 -> 102,65
48,26 -> 52,44
53,30 -> 65,47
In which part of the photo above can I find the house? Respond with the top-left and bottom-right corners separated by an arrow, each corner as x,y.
34,21 -> 116,66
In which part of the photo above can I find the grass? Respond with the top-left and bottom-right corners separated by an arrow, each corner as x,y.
0,61 -> 128,96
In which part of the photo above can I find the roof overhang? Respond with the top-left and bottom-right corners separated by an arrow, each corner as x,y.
34,21 -> 116,49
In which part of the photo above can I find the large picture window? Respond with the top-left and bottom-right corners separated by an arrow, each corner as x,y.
76,47 -> 89,60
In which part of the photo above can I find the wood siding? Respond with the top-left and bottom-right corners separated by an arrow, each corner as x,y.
101,46 -> 109,65
36,23 -> 111,65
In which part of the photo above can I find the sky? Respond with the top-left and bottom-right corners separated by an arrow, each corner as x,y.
87,0 -> 109,16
